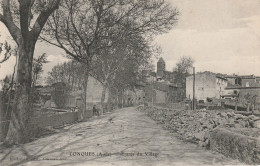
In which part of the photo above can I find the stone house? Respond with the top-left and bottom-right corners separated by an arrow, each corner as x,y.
142,57 -> 187,104
38,76 -> 108,109
224,75 -> 237,85
144,82 -> 167,104
186,71 -> 228,101
123,83 -> 146,106
225,75 -> 258,87
67,76 -> 108,109
224,81 -> 260,104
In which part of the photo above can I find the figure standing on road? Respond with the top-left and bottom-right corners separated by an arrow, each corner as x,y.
93,105 -> 99,116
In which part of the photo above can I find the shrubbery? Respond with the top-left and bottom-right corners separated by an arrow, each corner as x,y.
51,82 -> 69,108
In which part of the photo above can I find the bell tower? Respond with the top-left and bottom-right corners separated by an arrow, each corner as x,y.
157,57 -> 165,80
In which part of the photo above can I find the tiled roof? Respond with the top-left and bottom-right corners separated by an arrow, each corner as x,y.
239,75 -> 255,79
216,76 -> 228,81
226,83 -> 260,89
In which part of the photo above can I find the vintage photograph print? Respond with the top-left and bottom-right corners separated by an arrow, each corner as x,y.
0,0 -> 260,165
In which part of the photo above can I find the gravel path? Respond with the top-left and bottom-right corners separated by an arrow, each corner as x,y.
0,107 -> 243,166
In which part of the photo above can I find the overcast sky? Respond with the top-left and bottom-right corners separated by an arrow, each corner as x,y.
0,0 -> 260,83
157,0 -> 260,75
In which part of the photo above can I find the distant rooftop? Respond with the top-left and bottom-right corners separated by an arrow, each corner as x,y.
239,75 -> 255,79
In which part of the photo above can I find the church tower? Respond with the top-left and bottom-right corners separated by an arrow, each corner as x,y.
157,57 -> 165,80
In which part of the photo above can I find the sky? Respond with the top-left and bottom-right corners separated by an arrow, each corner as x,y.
0,0 -> 260,84
156,0 -> 260,75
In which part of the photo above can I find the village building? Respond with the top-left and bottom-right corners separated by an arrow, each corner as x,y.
142,57 -> 187,104
223,75 -> 260,104
38,76 -> 109,109
186,71 -> 228,101
123,83 -> 146,106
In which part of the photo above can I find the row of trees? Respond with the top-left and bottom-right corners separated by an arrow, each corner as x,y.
46,60 -> 85,90
0,0 -> 178,145
42,0 -> 178,119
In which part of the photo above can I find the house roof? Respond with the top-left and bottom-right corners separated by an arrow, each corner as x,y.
225,84 -> 242,89
226,84 -> 260,89
158,57 -> 165,63
224,75 -> 237,78
153,81 -> 169,92
216,76 -> 228,81
221,94 -> 238,97
188,71 -> 227,81
239,75 -> 255,79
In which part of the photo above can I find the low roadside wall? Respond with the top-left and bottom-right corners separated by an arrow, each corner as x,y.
1,112 -> 79,142
137,106 -> 260,164
210,128 -> 260,164
29,112 -> 79,129
152,101 -> 186,110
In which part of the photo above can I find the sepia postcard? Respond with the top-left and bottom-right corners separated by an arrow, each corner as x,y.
0,0 -> 259,165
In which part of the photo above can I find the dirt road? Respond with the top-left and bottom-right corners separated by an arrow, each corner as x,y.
0,107 -> 243,166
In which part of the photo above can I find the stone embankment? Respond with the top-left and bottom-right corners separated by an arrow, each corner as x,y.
137,106 -> 260,164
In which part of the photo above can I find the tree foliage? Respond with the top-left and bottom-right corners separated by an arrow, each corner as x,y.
32,53 -> 49,85
46,60 -> 86,90
174,56 -> 194,74
51,82 -> 69,109
42,0 -> 178,114
0,0 -> 61,144
42,0 -> 178,64
0,41 -> 12,64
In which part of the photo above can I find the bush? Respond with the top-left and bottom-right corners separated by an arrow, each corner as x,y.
51,82 -> 69,108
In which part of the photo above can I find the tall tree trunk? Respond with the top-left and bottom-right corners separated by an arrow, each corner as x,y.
101,85 -> 107,105
80,65 -> 89,121
107,88 -> 113,112
0,92 -> 6,141
4,42 -> 35,145
2,55 -> 18,141
100,83 -> 107,113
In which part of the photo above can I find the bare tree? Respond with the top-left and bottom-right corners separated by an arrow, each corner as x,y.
42,0 -> 178,118
173,56 -> 194,102
0,0 -> 61,145
174,56 -> 194,74
90,30 -> 152,109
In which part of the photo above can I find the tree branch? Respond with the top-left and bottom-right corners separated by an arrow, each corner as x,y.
0,0 -> 21,44
18,0 -> 30,38
68,4 -> 89,59
30,0 -> 61,43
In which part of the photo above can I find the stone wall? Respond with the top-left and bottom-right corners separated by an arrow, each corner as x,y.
29,112 -> 79,129
0,111 -> 79,142
210,128 -> 260,164
137,106 -> 260,163
155,89 -> 166,103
